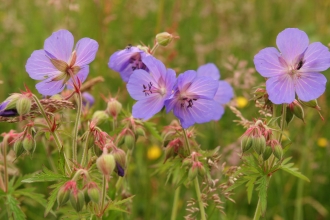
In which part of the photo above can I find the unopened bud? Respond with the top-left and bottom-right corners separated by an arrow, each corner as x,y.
14,139 -> 24,157
124,132 -> 135,149
262,146 -> 273,161
57,186 -> 70,207
273,144 -> 283,160
288,100 -> 305,122
96,153 -> 116,176
87,182 -> 100,204
135,126 -> 145,137
156,32 -> 174,47
92,111 -> 109,125
298,99 -> 319,109
5,93 -> 21,109
241,135 -> 252,153
188,167 -> 198,181
106,98 -> 122,119
22,134 -> 36,154
16,95 -> 32,115
198,165 -> 206,176
111,148 -> 126,169
182,158 -> 193,167
70,190 -> 85,212
252,136 -> 266,155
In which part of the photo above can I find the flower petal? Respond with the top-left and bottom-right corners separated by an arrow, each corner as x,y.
127,69 -> 157,100
36,77 -> 66,96
164,68 -> 177,98
214,81 -> 234,105
196,63 -> 220,80
142,56 -> 166,80
177,70 -> 197,92
132,95 -> 165,120
295,72 -> 327,101
44,29 -> 74,62
74,38 -> 99,66
25,50 -> 62,80
188,76 -> 218,99
254,47 -> 287,77
266,75 -> 295,104
300,42 -> 330,72
276,28 -> 309,65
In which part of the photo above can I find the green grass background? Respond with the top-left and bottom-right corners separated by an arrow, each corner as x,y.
1,0 -> 330,219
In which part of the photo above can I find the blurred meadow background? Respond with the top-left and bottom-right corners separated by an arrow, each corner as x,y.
1,0 -> 330,219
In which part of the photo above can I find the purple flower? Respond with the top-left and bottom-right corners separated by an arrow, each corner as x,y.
127,56 -> 176,120
164,70 -> 219,128
108,46 -> 149,83
254,28 -> 330,104
196,63 -> 234,120
82,92 -> 95,107
0,101 -> 18,117
26,29 -> 99,96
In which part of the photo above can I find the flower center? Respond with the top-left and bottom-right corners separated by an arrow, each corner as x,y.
130,53 -> 146,71
179,94 -> 197,109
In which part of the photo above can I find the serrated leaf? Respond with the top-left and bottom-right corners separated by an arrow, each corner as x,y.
106,205 -> 129,213
6,194 -> 26,220
256,175 -> 268,215
44,181 -> 66,217
22,167 -> 68,183
246,178 -> 256,204
0,189 -> 6,197
143,121 -> 162,141
280,166 -> 310,182
225,178 -> 248,192
113,195 -> 135,206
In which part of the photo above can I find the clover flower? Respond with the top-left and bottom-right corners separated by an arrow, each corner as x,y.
254,28 -> 330,104
26,29 -> 99,96
196,63 -> 234,120
126,56 -> 176,120
108,46 -> 149,82
164,70 -> 219,128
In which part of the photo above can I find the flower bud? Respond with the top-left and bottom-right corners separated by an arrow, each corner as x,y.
241,135 -> 252,153
16,95 -> 32,115
182,158 -> 193,167
4,93 -> 21,109
273,144 -> 283,160
106,98 -> 122,119
298,99 -> 319,109
262,146 -> 273,161
252,136 -> 266,155
285,106 -> 294,125
22,134 -> 36,154
288,100 -> 305,122
14,139 -> 24,157
198,165 -> 206,176
111,148 -> 126,170
96,153 -> 116,176
57,186 -> 71,207
87,182 -> 100,204
124,132 -> 135,149
135,126 -> 145,137
156,32 -> 174,47
188,167 -> 198,181
92,111 -> 109,125
70,190 -> 85,212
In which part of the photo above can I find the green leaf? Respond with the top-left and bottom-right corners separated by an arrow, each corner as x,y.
256,175 -> 268,215
106,205 -> 129,213
113,195 -> 135,206
22,167 -> 68,183
246,177 -> 256,204
225,178 -> 248,192
6,194 -> 26,220
143,121 -> 162,142
280,166 -> 310,182
44,181 -> 66,217
0,189 -> 6,197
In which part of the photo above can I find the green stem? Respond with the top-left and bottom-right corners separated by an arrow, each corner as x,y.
81,132 -> 91,167
72,92 -> 82,167
182,128 -> 191,154
279,104 -> 287,143
32,95 -> 71,173
2,136 -> 9,192
100,175 -> 107,214
170,186 -> 181,220
150,43 -> 159,54
253,198 -> 262,220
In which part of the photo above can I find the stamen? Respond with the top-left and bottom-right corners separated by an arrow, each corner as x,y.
180,98 -> 198,108
142,82 -> 154,96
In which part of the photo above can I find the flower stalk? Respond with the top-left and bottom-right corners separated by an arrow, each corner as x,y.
72,91 -> 82,167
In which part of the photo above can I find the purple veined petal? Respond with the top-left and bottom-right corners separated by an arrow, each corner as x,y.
127,69 -> 158,100
177,70 -> 197,92
187,76 -> 218,99
0,109 -> 18,117
74,38 -> 99,66
108,47 -> 141,72
254,47 -> 287,77
295,72 -> 327,102
211,105 -> 225,121
132,95 -> 165,120
142,56 -> 167,80
66,65 -> 90,89
266,75 -> 295,104
0,100 -> 9,112
163,68 -> 177,98
36,76 -> 66,96
300,42 -> 330,72
214,81 -> 234,105
196,63 -> 220,80
276,28 -> 309,65
25,50 -> 62,80
44,29 -> 74,62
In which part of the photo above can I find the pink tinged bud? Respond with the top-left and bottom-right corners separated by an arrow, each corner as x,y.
87,182 -> 101,204
106,98 -> 122,119
70,190 -> 85,212
252,136 -> 266,155
155,32 -> 174,47
298,99 -> 320,110
241,135 -> 253,153
96,153 -> 116,176
124,132 -> 135,150
16,95 -> 32,115
14,139 -> 24,157
273,144 -> 283,160
198,165 -> 206,176
57,185 -> 71,207
22,134 -> 36,153
188,166 -> 198,181
92,111 -> 109,125
262,146 -> 273,161
288,100 -> 305,122
5,93 -> 21,109
182,158 -> 193,167
111,148 -> 126,170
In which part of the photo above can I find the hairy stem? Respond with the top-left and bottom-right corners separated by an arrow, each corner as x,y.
100,175 -> 107,214
72,92 -> 82,167
81,131 -> 91,167
2,136 -> 8,192
170,186 -> 181,220
253,198 -> 262,220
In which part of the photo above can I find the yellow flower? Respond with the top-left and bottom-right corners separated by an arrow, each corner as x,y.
147,145 -> 162,160
317,138 -> 328,148
236,96 -> 248,108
